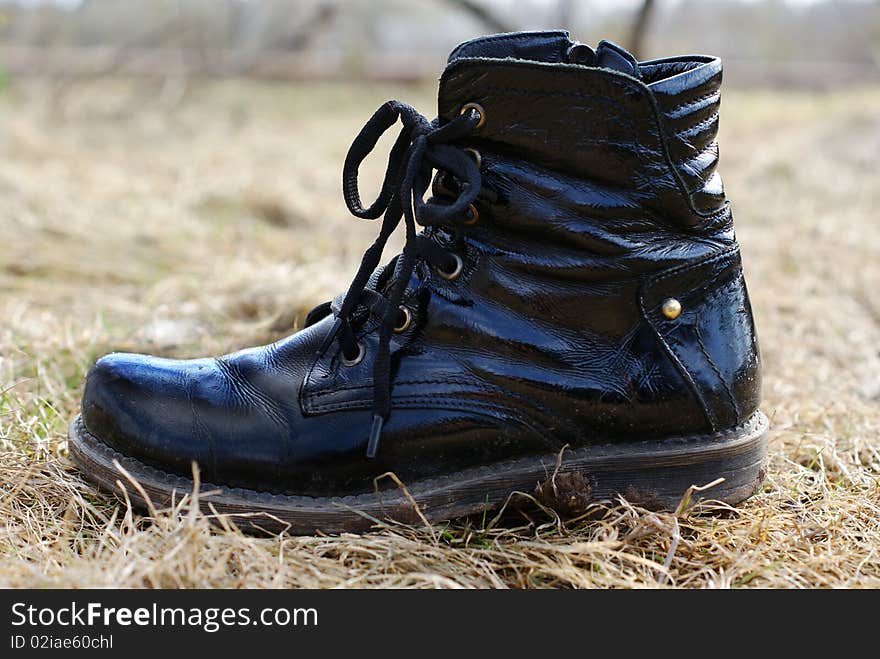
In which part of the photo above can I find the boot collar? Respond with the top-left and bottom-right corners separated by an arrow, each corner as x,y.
446,30 -> 721,89
448,30 -> 639,77
447,30 -> 571,64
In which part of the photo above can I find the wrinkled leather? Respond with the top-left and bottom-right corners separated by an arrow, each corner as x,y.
81,31 -> 761,496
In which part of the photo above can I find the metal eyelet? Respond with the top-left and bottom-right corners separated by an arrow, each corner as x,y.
464,147 -> 482,169
393,306 -> 412,333
436,253 -> 463,281
463,203 -> 479,226
340,342 -> 365,367
460,103 -> 486,130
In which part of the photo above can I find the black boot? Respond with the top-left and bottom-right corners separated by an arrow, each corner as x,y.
70,31 -> 766,533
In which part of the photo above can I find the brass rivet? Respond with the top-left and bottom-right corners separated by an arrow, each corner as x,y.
661,298 -> 682,320
460,102 -> 486,129
393,306 -> 412,333
463,203 -> 479,226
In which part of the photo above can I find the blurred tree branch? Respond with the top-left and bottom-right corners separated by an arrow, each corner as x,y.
442,0 -> 516,34
232,1 -> 338,72
280,4 -> 338,51
557,0 -> 575,28
628,0 -> 656,59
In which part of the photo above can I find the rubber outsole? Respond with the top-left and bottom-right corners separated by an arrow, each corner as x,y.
68,412 -> 768,534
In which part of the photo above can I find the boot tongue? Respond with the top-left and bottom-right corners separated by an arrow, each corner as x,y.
594,40 -> 641,78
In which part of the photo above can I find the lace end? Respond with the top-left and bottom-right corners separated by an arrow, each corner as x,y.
366,414 -> 384,458
316,317 -> 342,356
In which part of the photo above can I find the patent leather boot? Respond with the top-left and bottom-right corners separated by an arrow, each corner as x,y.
71,31 -> 767,533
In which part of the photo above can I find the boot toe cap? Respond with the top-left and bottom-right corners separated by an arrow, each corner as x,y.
81,352 -> 214,475
80,350 -> 300,487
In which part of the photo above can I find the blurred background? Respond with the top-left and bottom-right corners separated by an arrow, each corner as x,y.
0,0 -> 877,346
0,0 -> 877,86
1,1 -> 880,588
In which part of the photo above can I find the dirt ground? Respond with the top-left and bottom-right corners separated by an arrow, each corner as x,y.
1,79 -> 879,588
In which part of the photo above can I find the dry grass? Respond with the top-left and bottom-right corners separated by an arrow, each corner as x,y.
1,79 -> 879,588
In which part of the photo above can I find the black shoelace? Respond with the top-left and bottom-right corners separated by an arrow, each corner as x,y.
314,100 -> 483,458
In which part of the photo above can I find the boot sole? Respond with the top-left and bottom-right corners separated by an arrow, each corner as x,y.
68,412 -> 768,534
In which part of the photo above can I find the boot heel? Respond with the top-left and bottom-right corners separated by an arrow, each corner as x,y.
534,411 -> 769,514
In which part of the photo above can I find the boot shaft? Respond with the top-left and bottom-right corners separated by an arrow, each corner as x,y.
441,31 -> 730,235
411,32 -> 762,434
